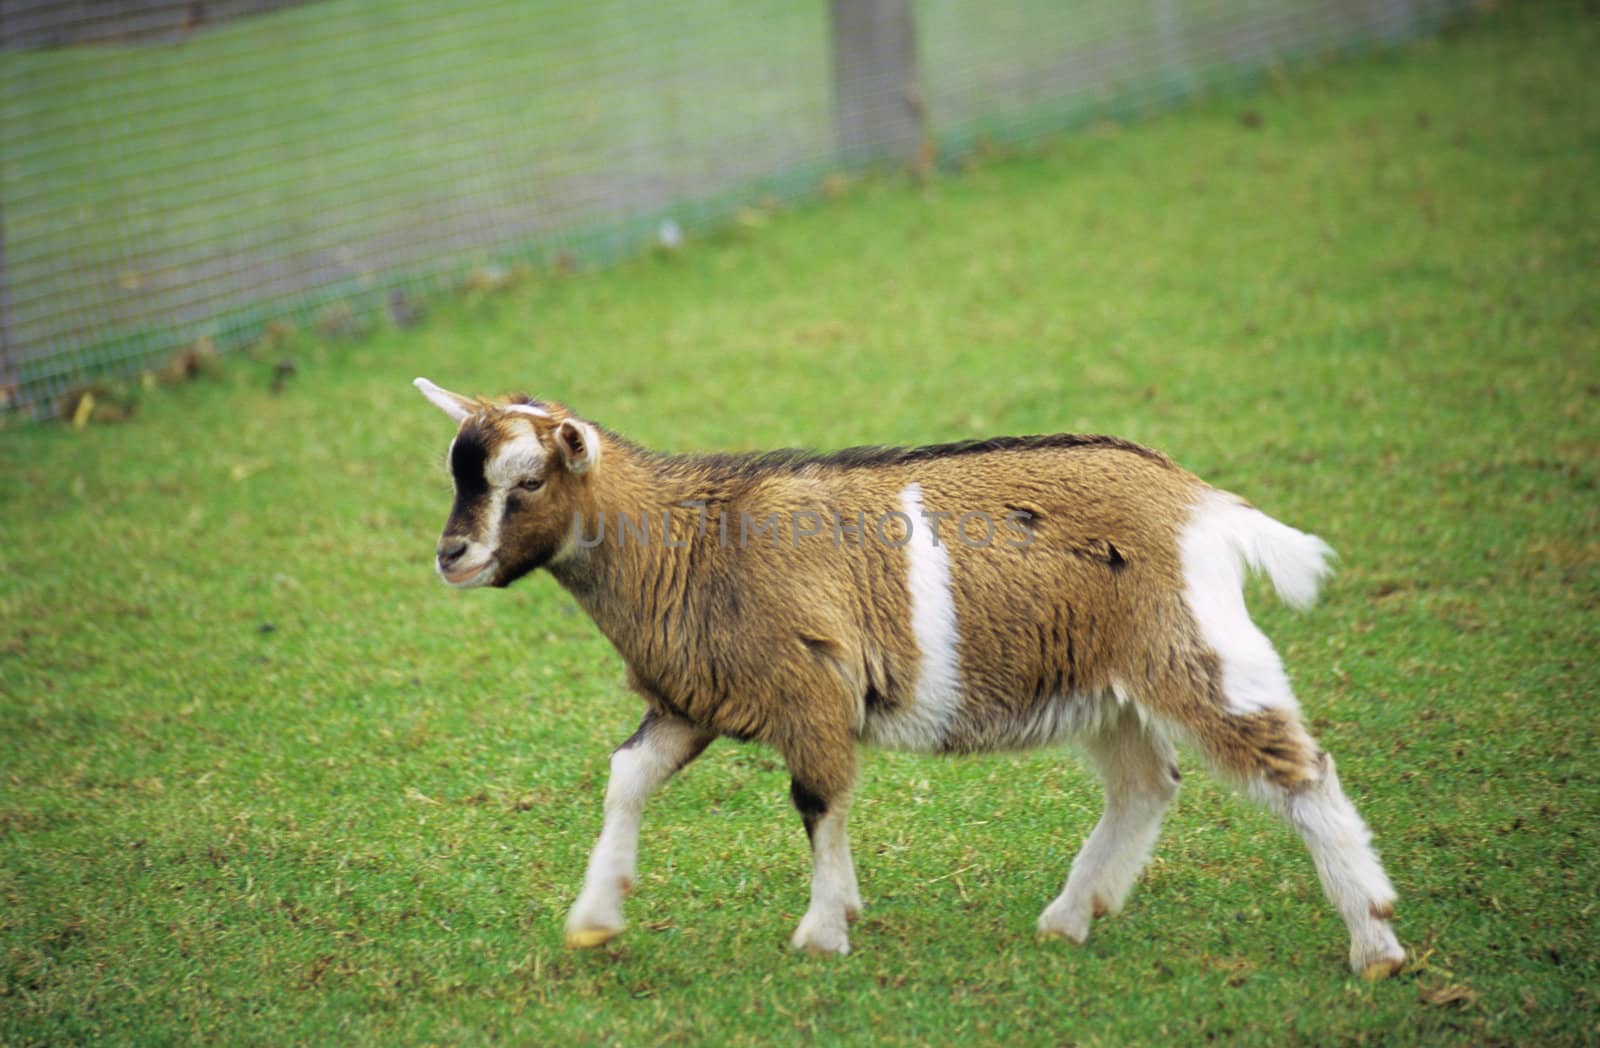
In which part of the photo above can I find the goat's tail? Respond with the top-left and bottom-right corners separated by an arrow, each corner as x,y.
1184,490 -> 1336,611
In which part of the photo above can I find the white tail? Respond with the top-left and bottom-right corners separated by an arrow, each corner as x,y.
1236,505 -> 1335,610
1178,490 -> 1335,717
1192,491 -> 1335,611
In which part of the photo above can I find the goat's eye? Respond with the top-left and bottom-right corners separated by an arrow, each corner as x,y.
516,477 -> 545,493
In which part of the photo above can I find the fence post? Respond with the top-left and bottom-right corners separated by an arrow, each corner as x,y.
0,199 -> 16,412
829,0 -> 924,165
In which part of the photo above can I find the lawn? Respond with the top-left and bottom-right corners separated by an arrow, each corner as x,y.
2,2 -> 1597,1043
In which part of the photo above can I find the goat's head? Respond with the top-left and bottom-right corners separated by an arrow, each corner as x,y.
414,377 -> 601,589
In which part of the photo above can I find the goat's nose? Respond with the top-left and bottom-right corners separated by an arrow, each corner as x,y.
437,537 -> 469,568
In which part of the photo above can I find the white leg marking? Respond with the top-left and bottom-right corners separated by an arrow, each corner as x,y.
1247,757 -> 1403,975
791,803 -> 861,956
1180,491 -> 1333,715
1039,709 -> 1178,943
864,483 -> 963,751
565,717 -> 705,947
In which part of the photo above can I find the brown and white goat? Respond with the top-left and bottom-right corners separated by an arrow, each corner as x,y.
413,377 -> 1405,977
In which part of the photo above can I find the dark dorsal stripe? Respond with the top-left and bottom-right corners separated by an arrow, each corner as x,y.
649,432 -> 1173,482
810,433 -> 1172,469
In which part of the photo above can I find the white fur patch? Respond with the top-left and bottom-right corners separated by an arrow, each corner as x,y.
505,403 -> 552,419
567,719 -> 707,944
791,805 -> 860,955
1179,491 -> 1332,715
1246,754 -> 1402,973
862,484 -> 963,751
486,432 -> 548,488
1039,713 -> 1179,941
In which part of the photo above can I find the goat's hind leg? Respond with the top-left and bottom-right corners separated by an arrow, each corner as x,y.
565,712 -> 713,948
1038,703 -> 1180,945
1276,745 -> 1404,978
1167,680 -> 1404,977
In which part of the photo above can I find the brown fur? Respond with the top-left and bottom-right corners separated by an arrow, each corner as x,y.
428,398 -> 1320,803
417,386 -> 1404,974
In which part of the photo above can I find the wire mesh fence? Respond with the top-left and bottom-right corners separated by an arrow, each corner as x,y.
1,0 -> 1468,419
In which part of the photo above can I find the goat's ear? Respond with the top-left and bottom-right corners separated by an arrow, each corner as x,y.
554,419 -> 600,474
413,377 -> 475,422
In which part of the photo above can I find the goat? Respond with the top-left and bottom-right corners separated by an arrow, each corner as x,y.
413,377 -> 1405,977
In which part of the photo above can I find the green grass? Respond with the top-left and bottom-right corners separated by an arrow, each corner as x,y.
3,2 -> 1597,1042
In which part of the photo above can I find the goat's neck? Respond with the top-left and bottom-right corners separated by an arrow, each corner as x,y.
548,451 -> 712,676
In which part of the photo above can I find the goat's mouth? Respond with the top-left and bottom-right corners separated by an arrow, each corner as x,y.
441,558 -> 496,587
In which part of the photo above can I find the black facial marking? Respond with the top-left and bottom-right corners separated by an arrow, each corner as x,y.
790,779 -> 828,842
449,429 -> 489,501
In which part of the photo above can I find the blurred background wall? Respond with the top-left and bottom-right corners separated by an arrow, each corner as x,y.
0,0 -> 1468,418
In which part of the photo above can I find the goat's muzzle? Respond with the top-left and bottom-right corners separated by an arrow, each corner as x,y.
436,536 -> 496,587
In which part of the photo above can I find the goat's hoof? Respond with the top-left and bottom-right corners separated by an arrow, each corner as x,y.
565,926 -> 620,949
1349,924 -> 1405,979
791,913 -> 851,956
1360,956 -> 1404,982
795,939 -> 850,957
1035,925 -> 1090,947
1036,905 -> 1092,945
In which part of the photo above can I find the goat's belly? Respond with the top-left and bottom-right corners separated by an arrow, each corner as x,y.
860,689 -> 1118,754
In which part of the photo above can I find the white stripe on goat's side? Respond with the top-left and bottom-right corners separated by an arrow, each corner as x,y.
863,483 -> 964,752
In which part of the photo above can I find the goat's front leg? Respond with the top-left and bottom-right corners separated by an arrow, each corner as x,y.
565,712 -> 712,948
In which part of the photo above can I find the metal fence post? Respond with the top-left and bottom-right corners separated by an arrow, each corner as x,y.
0,199 -> 16,411
829,0 -> 924,165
